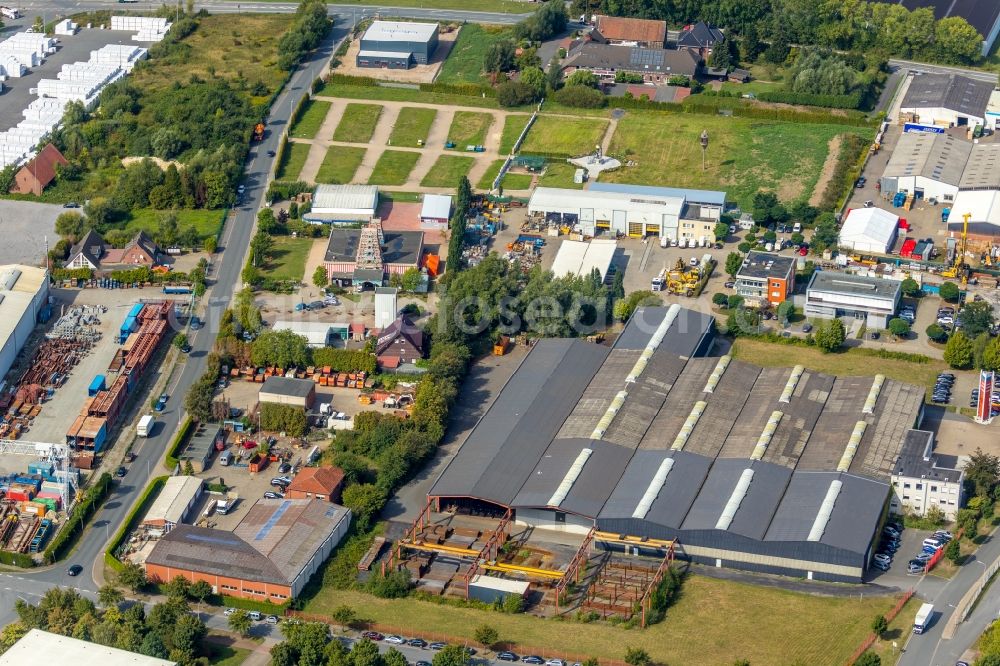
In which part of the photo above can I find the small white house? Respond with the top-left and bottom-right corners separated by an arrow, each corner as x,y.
839,208 -> 899,255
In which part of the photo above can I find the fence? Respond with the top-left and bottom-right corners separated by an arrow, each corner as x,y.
285,611 -> 628,666
492,102 -> 542,192
944,540 -> 1000,639
846,589 -> 915,665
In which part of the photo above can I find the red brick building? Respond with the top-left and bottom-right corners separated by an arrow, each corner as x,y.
11,144 -> 68,196
286,466 -> 345,502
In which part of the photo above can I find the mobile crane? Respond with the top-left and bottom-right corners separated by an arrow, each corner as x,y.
941,212 -> 971,286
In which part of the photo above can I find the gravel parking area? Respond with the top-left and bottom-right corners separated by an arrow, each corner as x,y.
0,200 -> 66,264
866,524 -> 936,586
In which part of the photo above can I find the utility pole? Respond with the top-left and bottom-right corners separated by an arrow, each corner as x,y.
700,129 -> 709,171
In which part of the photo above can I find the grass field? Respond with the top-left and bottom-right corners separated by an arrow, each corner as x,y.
603,113 -> 870,210
500,114 -> 533,154
539,161 -> 584,189
257,0 -> 535,12
124,209 -> 224,239
260,236 -> 313,281
131,14 -> 292,100
420,155 -> 475,188
276,142 -> 310,180
477,159 -> 506,189
333,103 -> 384,143
502,171 -> 533,190
437,24 -> 513,84
731,338 -> 946,389
317,83 -> 510,110
290,99 -> 332,139
303,574 -> 908,664
315,146 -> 366,184
389,107 -> 438,147
447,111 -> 494,147
368,150 -> 421,186
204,640 -> 250,666
520,116 -> 608,157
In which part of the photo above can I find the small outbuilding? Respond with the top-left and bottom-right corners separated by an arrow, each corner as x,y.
259,376 -> 316,409
10,143 -> 67,196
142,476 -> 203,532
804,272 -> 902,329
357,20 -> 439,69
307,185 -> 379,224
272,320 -> 341,348
286,466 -> 345,502
839,208 -> 900,255
420,194 -> 451,229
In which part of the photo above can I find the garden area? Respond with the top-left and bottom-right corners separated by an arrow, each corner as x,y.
538,161 -> 583,189
333,103 -> 384,143
315,146 -> 366,184
290,99 -> 332,139
421,155 -> 475,188
500,114 -> 533,153
276,143 -> 310,180
367,150 -> 420,186
258,236 -> 313,281
437,24 -> 514,84
447,111 -> 494,147
389,107 -> 438,146
520,116 -> 608,158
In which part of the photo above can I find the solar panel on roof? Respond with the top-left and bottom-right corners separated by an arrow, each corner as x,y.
255,500 -> 291,540
186,532 -> 237,545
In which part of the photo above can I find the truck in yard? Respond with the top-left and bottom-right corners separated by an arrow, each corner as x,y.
913,602 -> 933,634
137,415 -> 154,437
0,6 -> 21,18
216,495 -> 238,515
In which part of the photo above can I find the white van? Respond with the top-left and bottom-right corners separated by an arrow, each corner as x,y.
219,450 -> 233,466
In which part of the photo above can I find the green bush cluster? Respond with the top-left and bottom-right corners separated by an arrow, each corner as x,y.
184,353 -> 222,422
277,0 -> 330,70
220,594 -> 289,614
260,403 -> 308,437
0,551 -> 34,568
44,472 -> 113,564
50,267 -> 94,282
818,133 -> 870,210
310,348 -> 377,374
756,90 -> 863,109
266,180 -> 311,203
105,476 -> 169,572
165,416 -> 194,469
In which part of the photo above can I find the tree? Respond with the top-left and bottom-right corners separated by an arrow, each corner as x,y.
899,278 -> 920,297
250,329 -> 310,368
97,585 -> 123,608
811,212 -> 839,253
934,16 -> 982,64
501,593 -> 524,613
171,613 -> 206,662
117,562 -> 146,593
708,37 -> 737,70
944,538 -> 961,564
714,222 -> 730,242
565,70 -> 599,88
513,0 -> 566,41
497,80 -> 540,107
270,642 -> 299,666
741,23 -> 763,61
342,483 -> 386,531
871,614 -> 888,638
188,580 -> 212,604
814,318 -> 846,352
349,639 -> 383,666
383,649 -> 408,666
284,622 -> 331,666
728,294 -> 745,310
965,448 -> 1000,498
138,631 -> 168,659
432,644 -> 470,666
203,236 -> 217,254
925,323 -> 947,343
473,623 -> 499,647
763,31 -> 790,64
312,265 -> 328,288
55,212 -> 88,241
776,300 -> 795,323
331,604 -> 355,627
983,336 -> 1000,371
887,318 -> 910,338
227,609 -> 252,637
624,647 -> 651,666
944,330 -> 974,369
484,39 -> 516,73
725,251 -> 744,277
939,281 -> 960,302
172,333 -> 188,351
853,651 -> 880,666
959,301 -> 995,337
520,66 -> 546,97
712,292 -> 729,307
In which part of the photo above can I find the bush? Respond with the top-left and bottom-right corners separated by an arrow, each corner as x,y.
926,323 -> 947,342
367,569 -> 411,598
756,90 -> 862,109
220,594 -> 289,614
939,281 -> 960,302
553,84 -> 607,108
0,551 -> 34,568
165,416 -> 194,469
497,81 -> 539,107
310,348 -> 376,374
260,403 -> 307,436
44,472 -> 113,563
105,476 -> 168,571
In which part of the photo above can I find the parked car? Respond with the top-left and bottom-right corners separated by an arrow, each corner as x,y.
63,201 -> 81,208
914,553 -> 933,563
266,615 -> 279,624
908,562 -> 926,574
263,491 -> 284,500
270,477 -> 291,487
934,530 -> 953,540
266,150 -> 276,157
855,176 -> 867,188
724,281 -> 735,288
408,638 -> 428,648
309,300 -> 326,310
873,553 -> 891,565
498,654 -> 520,663
429,643 -> 447,650
67,564 -> 82,576
361,631 -> 384,641
522,657 -> 545,665
279,462 -> 292,473
802,323 -> 813,333
384,635 -> 405,645
872,560 -> 889,571
224,608 -> 236,616
248,611 -> 262,621
116,466 -> 127,478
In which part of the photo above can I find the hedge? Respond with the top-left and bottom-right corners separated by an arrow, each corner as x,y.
756,90 -> 863,110
105,475 -> 168,573
51,267 -> 94,282
219,594 -> 290,614
611,93 -> 874,127
165,416 -> 194,470
310,348 -> 376,374
0,551 -> 34,568
43,472 -> 113,564
419,81 -> 496,98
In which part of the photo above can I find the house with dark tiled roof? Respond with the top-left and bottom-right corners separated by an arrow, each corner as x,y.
65,229 -> 161,270
594,15 -> 666,48
10,144 -> 68,196
676,21 -> 724,57
375,315 -> 426,368
563,42 -> 700,84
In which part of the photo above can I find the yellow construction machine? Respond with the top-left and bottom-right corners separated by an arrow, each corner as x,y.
942,213 -> 972,285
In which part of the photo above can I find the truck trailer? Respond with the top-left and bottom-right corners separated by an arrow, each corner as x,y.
913,602 -> 933,634
137,414 -> 154,437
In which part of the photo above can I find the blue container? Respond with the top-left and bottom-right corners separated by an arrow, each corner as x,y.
127,303 -> 144,319
88,374 -> 106,397
91,422 -> 108,453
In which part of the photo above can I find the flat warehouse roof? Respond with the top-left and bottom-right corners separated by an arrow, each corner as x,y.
528,186 -> 684,217
312,184 -> 378,212
260,376 -> 315,398
883,132 -> 971,186
325,228 -> 424,265
901,72 -> 994,117
550,239 -> 617,281
807,272 -> 901,300
588,182 -> 726,206
363,20 -> 438,42
0,629 -> 174,666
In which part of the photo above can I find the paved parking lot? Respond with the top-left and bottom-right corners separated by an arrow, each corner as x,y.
866,524 -> 939,587
0,200 -> 67,264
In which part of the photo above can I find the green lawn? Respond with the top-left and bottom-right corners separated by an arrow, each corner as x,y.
520,115 -> 608,158
437,24 -> 513,84
539,161 -> 584,189
389,107 -> 437,146
203,639 -> 250,666
500,114 -> 533,154
303,574 -> 909,664
257,0 -> 535,12
502,171 -> 533,190
477,159 -> 506,189
276,142 -> 311,180
367,150 -> 421,186
290,99 -> 332,139
447,111 -> 494,148
124,209 -> 225,239
332,103 -> 384,143
603,113 -> 872,210
260,236 -> 314,281
316,82 -> 512,110
420,155 -> 475,188
315,146 -> 366,184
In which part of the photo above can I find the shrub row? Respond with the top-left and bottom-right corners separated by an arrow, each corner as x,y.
164,416 -> 194,470
418,81 -> 496,98
267,180 -> 311,203
43,472 -> 113,564
105,475 -> 169,572
310,348 -> 377,375
819,133 -> 870,210
0,551 -> 34,568
756,90 -> 863,110
220,594 -> 290,614
51,267 -> 94,282
610,93 -> 874,127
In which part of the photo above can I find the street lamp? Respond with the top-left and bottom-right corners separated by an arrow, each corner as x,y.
700,130 -> 709,171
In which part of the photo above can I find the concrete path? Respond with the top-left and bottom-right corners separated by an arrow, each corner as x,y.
601,115 -> 618,155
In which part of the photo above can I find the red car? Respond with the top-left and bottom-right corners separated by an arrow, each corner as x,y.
361,631 -> 384,641
798,246 -> 808,256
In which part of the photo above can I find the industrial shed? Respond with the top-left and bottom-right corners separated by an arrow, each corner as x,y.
0,265 -> 49,383
142,476 -> 203,531
879,132 -> 971,203
357,21 -> 438,68
272,320 -> 342,347
0,629 -> 174,666
549,239 -> 617,282
420,194 -> 451,229
899,72 -> 994,128
430,305 -> 926,582
306,185 -> 378,223
259,376 -> 316,409
145,499 -> 351,601
839,207 -> 900,255
180,423 -> 221,473
805,272 -> 902,329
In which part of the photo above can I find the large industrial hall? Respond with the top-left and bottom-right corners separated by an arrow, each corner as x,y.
427,305 -> 926,584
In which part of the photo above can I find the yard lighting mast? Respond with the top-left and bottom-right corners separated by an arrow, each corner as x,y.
700,130 -> 709,171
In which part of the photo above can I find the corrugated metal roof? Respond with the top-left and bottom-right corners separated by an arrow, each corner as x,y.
362,20 -> 437,42
588,182 -> 726,206
312,184 -> 379,213
143,476 -> 202,526
599,450 -> 711,528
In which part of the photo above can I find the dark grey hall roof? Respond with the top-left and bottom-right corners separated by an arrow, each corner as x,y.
260,376 -> 315,398
512,437 -> 632,518
680,458 -> 792,540
901,72 -> 994,118
430,339 -> 609,505
599,449 -> 712,528
146,524 -> 287,584
614,305 -> 715,356
765,471 -> 888,553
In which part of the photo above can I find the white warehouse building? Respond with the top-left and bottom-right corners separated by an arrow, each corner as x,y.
899,72 -> 994,128
879,132 -> 971,204
839,207 -> 900,255
0,265 -> 49,384
804,272 -> 902,329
